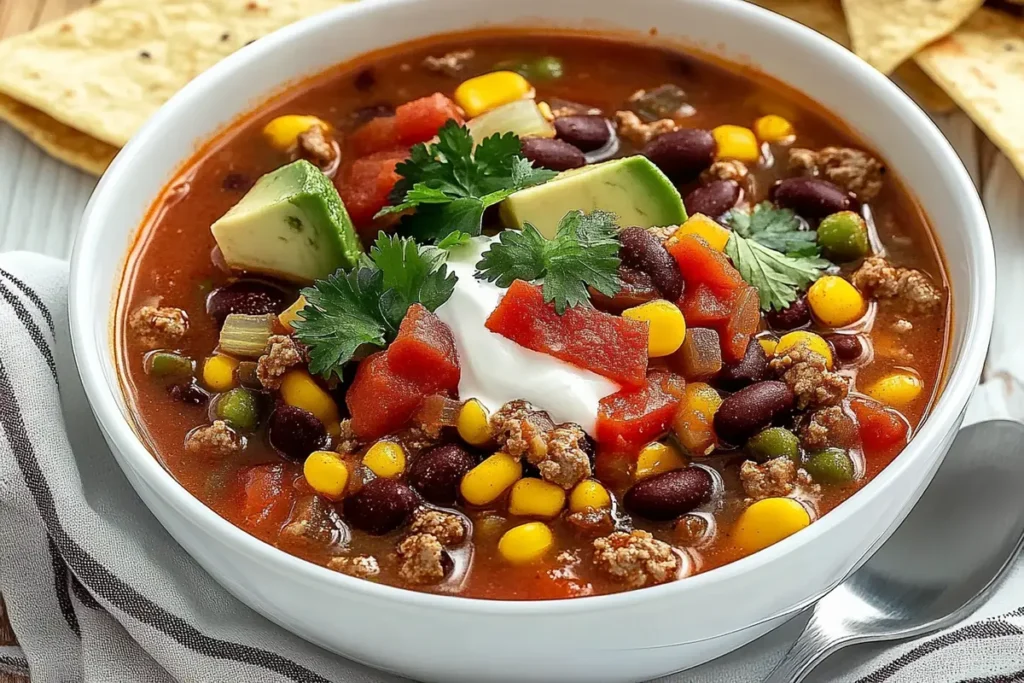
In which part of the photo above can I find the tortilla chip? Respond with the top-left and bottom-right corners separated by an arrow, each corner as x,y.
915,8 -> 1024,178
0,93 -> 117,175
841,0 -> 985,74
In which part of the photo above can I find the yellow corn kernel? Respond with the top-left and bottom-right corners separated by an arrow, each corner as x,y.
280,369 -> 340,425
568,480 -> 612,513
622,299 -> 687,357
733,497 -> 811,553
362,441 -> 407,478
457,399 -> 492,447
262,115 -> 328,152
712,124 -> 760,163
635,442 -> 686,480
508,478 -> 566,518
758,337 -> 778,356
202,354 -> 239,392
775,331 -> 834,369
754,115 -> 795,144
807,276 -> 865,327
672,214 -> 731,252
303,450 -> 350,500
673,382 -> 724,456
498,522 -> 554,564
455,71 -> 533,117
460,452 -> 522,506
278,296 -> 307,333
866,371 -> 924,408
537,100 -> 554,122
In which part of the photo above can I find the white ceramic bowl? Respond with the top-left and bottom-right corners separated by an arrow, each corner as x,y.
69,0 -> 994,680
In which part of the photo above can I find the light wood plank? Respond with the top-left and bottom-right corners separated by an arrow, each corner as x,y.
0,0 -> 94,40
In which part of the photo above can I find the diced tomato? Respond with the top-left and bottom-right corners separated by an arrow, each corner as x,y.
240,464 -> 294,536
338,150 -> 406,227
596,371 -> 686,449
680,283 -> 734,328
346,351 -> 426,439
668,234 -> 746,297
387,303 -> 460,394
851,398 -> 910,462
349,116 -> 399,157
395,93 -> 464,146
485,280 -> 649,388
721,285 -> 760,363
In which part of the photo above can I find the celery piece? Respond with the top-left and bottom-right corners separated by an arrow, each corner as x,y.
218,313 -> 274,358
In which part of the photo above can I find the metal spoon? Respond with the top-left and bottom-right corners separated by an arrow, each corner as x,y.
764,419 -> 1024,683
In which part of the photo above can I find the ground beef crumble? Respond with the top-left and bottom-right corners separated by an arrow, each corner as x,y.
396,533 -> 448,585
769,343 -> 849,409
256,335 -> 304,389
536,423 -> 592,489
614,110 -> 677,147
592,530 -> 680,588
421,49 -> 475,76
328,555 -> 380,579
489,400 -> 554,461
740,457 -> 800,500
184,420 -> 242,457
647,224 -> 679,243
852,256 -> 943,313
799,405 -> 858,450
295,124 -> 337,167
701,159 -> 749,184
409,508 -> 466,546
334,419 -> 363,455
788,146 -> 885,201
567,508 -> 615,538
129,305 -> 187,350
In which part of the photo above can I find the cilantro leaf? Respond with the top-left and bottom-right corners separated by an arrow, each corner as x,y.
475,210 -> 622,314
437,231 -> 472,249
293,233 -> 457,378
725,233 -> 831,312
724,202 -> 818,254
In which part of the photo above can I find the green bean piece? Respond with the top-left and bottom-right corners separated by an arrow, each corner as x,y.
745,427 -> 800,463
804,447 -> 856,484
817,211 -> 870,261
146,351 -> 194,379
215,388 -> 259,431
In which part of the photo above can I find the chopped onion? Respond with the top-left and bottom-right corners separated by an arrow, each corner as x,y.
218,314 -> 274,358
467,99 -> 555,144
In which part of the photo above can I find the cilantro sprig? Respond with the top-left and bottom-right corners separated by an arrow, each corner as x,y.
293,233 -> 457,378
475,210 -> 622,314
376,121 -> 556,242
722,202 -> 831,311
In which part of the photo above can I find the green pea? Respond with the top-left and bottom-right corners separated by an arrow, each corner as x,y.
146,351 -> 193,379
528,56 -> 564,80
215,388 -> 259,431
817,211 -> 870,261
804,447 -> 856,484
745,427 -> 800,463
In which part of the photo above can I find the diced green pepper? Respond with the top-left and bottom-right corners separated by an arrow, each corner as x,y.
817,211 -> 870,261
804,447 -> 856,484
145,352 -> 194,379
215,388 -> 259,431
745,427 -> 800,463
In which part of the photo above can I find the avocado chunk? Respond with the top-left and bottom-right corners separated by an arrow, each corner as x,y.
211,160 -> 362,283
499,155 -> 686,239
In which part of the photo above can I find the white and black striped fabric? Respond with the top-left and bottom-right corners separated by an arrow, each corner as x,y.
2,250 -> 1024,683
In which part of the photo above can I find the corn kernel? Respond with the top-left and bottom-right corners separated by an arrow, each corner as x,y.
278,296 -> 307,333
866,371 -> 924,408
758,337 -> 778,356
635,442 -> 686,480
303,450 -> 350,500
775,331 -> 834,369
754,115 -> 795,144
460,452 -> 522,506
455,71 -> 533,117
363,441 -> 406,478
568,480 -> 612,513
807,276 -> 865,327
262,115 -> 328,152
712,124 -> 760,163
280,369 -> 339,425
457,399 -> 492,447
202,354 -> 239,392
672,214 -> 731,252
498,522 -> 554,564
733,497 -> 810,553
537,100 -> 554,122
622,299 -> 687,357
508,478 -> 566,518
673,382 -> 724,456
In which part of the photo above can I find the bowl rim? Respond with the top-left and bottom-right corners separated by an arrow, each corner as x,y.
69,0 -> 995,623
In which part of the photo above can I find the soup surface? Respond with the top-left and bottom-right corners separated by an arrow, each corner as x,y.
119,30 -> 950,599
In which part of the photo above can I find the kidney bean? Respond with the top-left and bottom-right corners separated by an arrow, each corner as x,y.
684,180 -> 741,218
624,467 -> 713,521
718,338 -> 768,390
826,334 -> 864,362
167,381 -> 208,406
766,297 -> 811,331
772,177 -> 851,219
520,137 -> 586,171
351,103 -> 395,126
207,280 -> 290,325
642,128 -> 715,181
590,266 -> 660,313
344,478 -> 418,534
713,380 -> 795,446
408,444 -> 476,506
268,405 -> 327,462
618,227 -> 683,300
554,115 -> 612,152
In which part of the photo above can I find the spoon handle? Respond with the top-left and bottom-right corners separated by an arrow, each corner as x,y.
762,613 -> 851,683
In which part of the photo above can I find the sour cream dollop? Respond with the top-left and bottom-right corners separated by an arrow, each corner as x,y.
434,236 -> 619,435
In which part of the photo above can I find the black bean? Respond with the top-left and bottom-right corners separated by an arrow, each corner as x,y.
718,338 -> 768,390
353,67 -> 377,91
351,103 -> 395,126
684,180 -> 741,218
554,115 -> 612,152
268,405 -> 327,462
624,468 -> 713,521
344,478 -> 417,534
766,297 -> 811,331
713,381 -> 795,446
206,280 -> 290,325
772,177 -> 851,219
826,334 -> 864,362
642,128 -> 715,181
409,444 -> 476,506
520,137 -> 586,171
590,266 -> 660,313
221,173 -> 251,192
619,227 -> 683,300
167,381 -> 208,406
